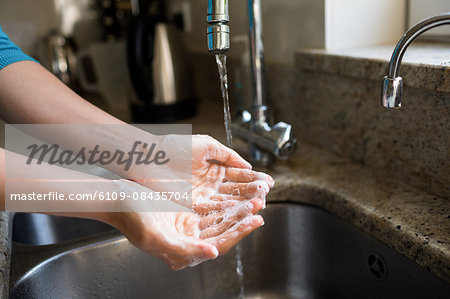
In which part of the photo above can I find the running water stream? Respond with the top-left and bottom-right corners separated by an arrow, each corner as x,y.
235,242 -> 245,298
215,53 -> 233,148
215,53 -> 244,298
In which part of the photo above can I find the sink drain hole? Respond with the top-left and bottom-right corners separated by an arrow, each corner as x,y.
368,253 -> 388,281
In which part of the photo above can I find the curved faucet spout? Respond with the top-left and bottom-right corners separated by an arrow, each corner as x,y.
381,13 -> 450,108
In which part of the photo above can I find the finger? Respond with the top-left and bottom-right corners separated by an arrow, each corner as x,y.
225,168 -> 274,187
193,197 -> 265,225
210,194 -> 248,201
224,148 -> 252,169
177,213 -> 201,236
193,200 -> 238,214
218,182 -> 270,198
209,139 -> 252,169
200,218 -> 233,239
206,215 -> 264,255
158,253 -> 186,270
159,244 -> 217,271
159,238 -> 219,263
199,201 -> 256,238
198,211 -> 225,230
249,198 -> 265,213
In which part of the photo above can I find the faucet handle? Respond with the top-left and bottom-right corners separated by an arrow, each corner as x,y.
271,122 -> 297,159
381,76 -> 403,109
231,111 -> 297,162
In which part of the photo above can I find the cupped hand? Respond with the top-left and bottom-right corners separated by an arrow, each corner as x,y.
190,135 -> 274,214
120,134 -> 274,269
111,203 -> 264,270
131,135 -> 273,208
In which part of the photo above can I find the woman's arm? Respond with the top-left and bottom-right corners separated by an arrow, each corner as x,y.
0,61 -> 121,125
0,146 -> 264,269
0,60 -> 258,191
0,56 -> 271,270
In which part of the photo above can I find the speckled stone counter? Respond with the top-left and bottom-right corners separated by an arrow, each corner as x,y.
189,44 -> 450,199
295,43 -> 450,92
267,146 -> 450,283
265,43 -> 450,200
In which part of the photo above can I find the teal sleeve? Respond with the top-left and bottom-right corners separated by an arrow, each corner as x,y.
0,25 -> 38,70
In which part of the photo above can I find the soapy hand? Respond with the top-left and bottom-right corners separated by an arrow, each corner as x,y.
0,60 -> 273,270
130,134 -> 273,201
190,135 -> 273,214
112,204 -> 265,270
129,134 -> 273,216
116,135 -> 274,269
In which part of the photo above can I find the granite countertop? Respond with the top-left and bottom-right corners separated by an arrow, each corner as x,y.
0,99 -> 448,297
264,43 -> 449,202
267,146 -> 449,282
295,42 -> 450,92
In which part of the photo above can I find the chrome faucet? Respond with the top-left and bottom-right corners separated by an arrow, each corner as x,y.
381,13 -> 450,108
207,0 -> 230,53
207,0 -> 297,166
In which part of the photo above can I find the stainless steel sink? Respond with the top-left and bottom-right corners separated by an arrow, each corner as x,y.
10,203 -> 450,298
12,213 -> 116,246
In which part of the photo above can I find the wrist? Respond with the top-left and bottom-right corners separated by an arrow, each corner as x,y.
115,134 -> 166,180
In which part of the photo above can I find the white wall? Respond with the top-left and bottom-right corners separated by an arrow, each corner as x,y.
325,0 -> 406,50
408,0 -> 450,36
169,0 -> 410,63
3,0 -> 434,64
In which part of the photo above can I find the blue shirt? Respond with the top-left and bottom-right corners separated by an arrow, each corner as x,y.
0,26 -> 37,70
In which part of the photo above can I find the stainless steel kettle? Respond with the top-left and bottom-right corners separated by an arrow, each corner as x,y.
127,0 -> 196,123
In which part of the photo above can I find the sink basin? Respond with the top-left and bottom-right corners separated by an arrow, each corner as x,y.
10,203 -> 450,298
12,213 -> 116,245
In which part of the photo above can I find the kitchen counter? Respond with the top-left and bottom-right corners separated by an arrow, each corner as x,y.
0,100 -> 448,298
289,44 -> 450,200
295,42 -> 450,93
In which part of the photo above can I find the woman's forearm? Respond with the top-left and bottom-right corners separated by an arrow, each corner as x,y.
0,147 -> 108,221
0,61 -> 121,125
0,61 -> 164,179
0,147 -> 183,220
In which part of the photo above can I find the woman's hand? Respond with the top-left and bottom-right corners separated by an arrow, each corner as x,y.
109,205 -> 264,270
112,135 -> 274,270
0,60 -> 274,270
130,134 -> 273,213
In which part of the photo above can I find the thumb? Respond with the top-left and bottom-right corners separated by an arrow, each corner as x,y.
164,238 -> 219,261
210,140 -> 251,169
223,147 -> 252,169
